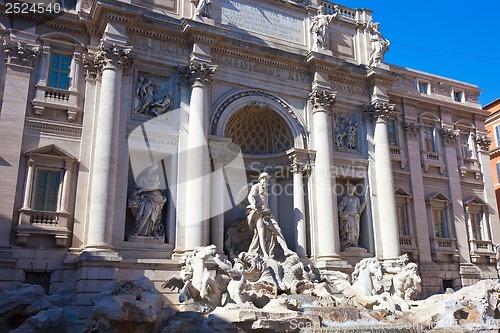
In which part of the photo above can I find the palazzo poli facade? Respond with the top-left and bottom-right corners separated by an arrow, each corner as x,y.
0,0 -> 499,322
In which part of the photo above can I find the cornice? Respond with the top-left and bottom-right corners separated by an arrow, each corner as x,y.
399,95 -> 486,116
24,117 -> 82,139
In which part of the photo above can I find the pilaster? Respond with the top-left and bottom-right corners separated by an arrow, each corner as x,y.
0,37 -> 39,255
440,115 -> 469,264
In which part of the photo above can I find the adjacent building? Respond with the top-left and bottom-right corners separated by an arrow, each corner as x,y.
0,0 -> 498,323
485,98 -> 500,216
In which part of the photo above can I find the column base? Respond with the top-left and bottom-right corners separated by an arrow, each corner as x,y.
315,256 -> 351,272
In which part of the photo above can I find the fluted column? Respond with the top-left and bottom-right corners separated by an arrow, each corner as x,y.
181,62 -> 216,250
288,150 -> 309,258
85,44 -> 132,251
366,102 -> 400,261
309,89 -> 340,263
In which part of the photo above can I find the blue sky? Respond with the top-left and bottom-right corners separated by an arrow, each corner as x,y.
334,1 -> 500,106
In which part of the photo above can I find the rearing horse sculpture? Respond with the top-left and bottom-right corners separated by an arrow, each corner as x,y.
331,257 -> 396,312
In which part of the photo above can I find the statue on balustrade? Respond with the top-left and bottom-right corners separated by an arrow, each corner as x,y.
128,163 -> 167,238
367,20 -> 390,67
338,183 -> 368,250
193,0 -> 211,18
310,5 -> 337,50
246,172 -> 294,259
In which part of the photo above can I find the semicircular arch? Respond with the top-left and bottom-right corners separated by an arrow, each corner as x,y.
211,90 -> 307,150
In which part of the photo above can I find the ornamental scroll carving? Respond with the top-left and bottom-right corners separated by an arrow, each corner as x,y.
3,40 -> 39,67
180,61 -> 216,86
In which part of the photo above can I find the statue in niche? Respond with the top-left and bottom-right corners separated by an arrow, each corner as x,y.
334,115 -> 358,150
193,0 -> 211,18
246,172 -> 294,259
134,76 -> 173,118
128,163 -> 167,238
367,20 -> 390,68
310,5 -> 337,50
338,183 -> 368,250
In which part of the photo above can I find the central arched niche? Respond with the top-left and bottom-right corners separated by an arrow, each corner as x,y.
224,104 -> 294,155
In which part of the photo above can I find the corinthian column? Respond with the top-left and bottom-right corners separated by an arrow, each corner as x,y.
181,62 -> 216,251
287,149 -> 310,258
85,44 -> 133,251
366,102 -> 400,261
309,89 -> 341,265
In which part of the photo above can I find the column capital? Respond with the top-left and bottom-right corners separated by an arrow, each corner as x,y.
364,102 -> 396,122
180,61 -> 216,87
441,126 -> 460,146
403,120 -> 422,139
3,40 -> 39,68
94,43 -> 134,76
286,148 -> 311,174
475,134 -> 492,152
308,88 -> 336,112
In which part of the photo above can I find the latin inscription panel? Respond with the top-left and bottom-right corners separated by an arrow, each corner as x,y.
217,0 -> 305,45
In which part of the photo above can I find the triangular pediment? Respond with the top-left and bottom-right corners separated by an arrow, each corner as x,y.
464,196 -> 487,207
24,144 -> 77,160
427,192 -> 451,202
395,188 -> 411,197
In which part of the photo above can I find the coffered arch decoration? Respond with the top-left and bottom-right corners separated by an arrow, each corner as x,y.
211,90 -> 307,153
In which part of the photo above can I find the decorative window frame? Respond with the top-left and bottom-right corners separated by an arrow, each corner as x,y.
426,193 -> 458,262
17,145 -> 77,247
417,79 -> 430,95
452,88 -> 465,103
419,113 -> 445,174
464,196 -> 495,263
387,113 -> 407,169
395,188 -> 417,254
454,120 -> 481,179
31,34 -> 85,122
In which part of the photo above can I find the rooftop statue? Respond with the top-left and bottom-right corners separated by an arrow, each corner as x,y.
367,20 -> 390,67
310,5 -> 337,50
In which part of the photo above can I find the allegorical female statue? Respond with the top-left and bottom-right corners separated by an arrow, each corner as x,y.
128,163 -> 167,238
338,183 -> 368,250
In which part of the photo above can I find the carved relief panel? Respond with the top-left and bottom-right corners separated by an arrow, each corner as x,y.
132,71 -> 174,120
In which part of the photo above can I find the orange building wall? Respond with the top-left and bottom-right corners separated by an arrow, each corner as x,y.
485,99 -> 500,214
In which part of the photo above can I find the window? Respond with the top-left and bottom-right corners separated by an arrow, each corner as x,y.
58,0 -> 77,10
34,170 -> 61,211
48,53 -> 71,90
418,81 -> 429,95
470,212 -> 483,240
387,119 -> 399,146
459,133 -> 473,159
495,125 -> 500,147
496,162 -> 500,183
453,90 -> 464,103
16,145 -> 77,247
433,208 -> 449,238
423,126 -> 438,152
397,204 -> 410,235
